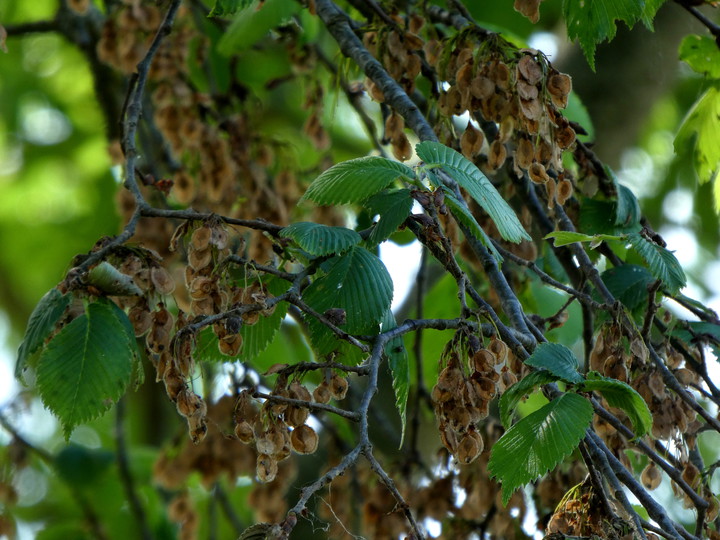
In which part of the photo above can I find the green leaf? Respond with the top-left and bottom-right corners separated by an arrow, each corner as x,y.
627,233 -> 686,294
16,288 -> 71,383
599,264 -> 655,311
500,370 -> 559,428
209,0 -> 253,17
615,184 -> 641,229
54,444 -> 115,489
544,231 -> 620,247
679,35 -> 720,78
382,310 -> 409,447
416,142 -> 530,244
36,301 -> 134,438
302,157 -> 415,206
442,189 -> 502,261
280,222 -> 362,256
489,393 -> 593,505
196,278 -> 290,362
674,86 -> 720,210
302,246 -> 393,355
565,91 -> 595,141
562,0 -> 663,70
524,342 -> 584,384
364,189 -> 414,247
217,0 -> 299,55
102,298 -> 142,387
580,372 -> 652,436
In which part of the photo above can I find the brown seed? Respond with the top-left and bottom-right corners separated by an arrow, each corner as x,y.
556,178 -> 574,205
470,75 -> 495,100
529,162 -> 549,184
218,334 -> 243,356
191,226 -> 212,251
515,138 -> 535,170
151,266 -> 175,295
547,72 -> 572,108
488,338 -> 509,366
488,140 -> 507,170
517,55 -> 543,85
391,133 -> 413,162
385,112 -> 404,140
187,413 -> 207,444
641,462 -> 662,490
313,383 -> 332,404
256,454 -> 278,483
284,405 -> 309,428
329,374 -> 349,400
460,121 -> 484,159
234,421 -> 254,444
291,424 -> 319,454
188,247 -> 212,270
456,430 -> 484,464
514,0 -> 542,23
128,305 -> 152,336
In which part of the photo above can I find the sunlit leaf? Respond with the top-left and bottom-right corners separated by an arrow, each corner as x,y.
627,232 -> 686,294
544,231 -> 620,247
209,0 -> 253,17
382,310 -> 409,447
524,342 -> 584,384
489,393 -> 593,505
36,301 -> 134,438
416,141 -> 530,244
679,34 -> 720,78
581,372 -> 652,436
218,0 -> 299,54
500,370 -> 559,428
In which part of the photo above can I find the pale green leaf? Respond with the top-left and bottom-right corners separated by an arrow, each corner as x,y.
218,0 -> 299,55
562,0 -> 661,69
674,86 -> 720,210
679,35 -> 720,78
16,288 -> 70,382
615,184 -> 641,229
86,261 -> 142,296
489,393 -> 593,505
364,189 -> 414,247
524,342 -> 584,384
599,264 -> 655,311
500,370 -> 559,428
443,189 -> 502,261
416,142 -> 530,244
546,231 -> 603,247
581,372 -> 652,436
627,233 -> 686,294
209,0 -> 253,17
302,157 -> 415,206
565,91 -> 595,141
382,310 -> 409,447
303,246 -> 393,355
36,301 -> 134,438
280,222 -> 361,256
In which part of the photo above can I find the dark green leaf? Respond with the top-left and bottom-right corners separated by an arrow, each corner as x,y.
599,264 -> 655,311
580,372 -> 652,436
615,184 -> 641,229
489,393 -> 593,505
54,444 -> 115,488
679,34 -> 720,78
36,301 -> 134,438
443,189 -> 502,261
364,189 -> 414,247
627,233 -> 686,294
303,247 -> 393,355
416,142 -> 530,244
16,288 -> 71,383
218,0 -> 299,55
382,310 -> 409,446
672,321 -> 720,359
280,222 -> 362,256
524,342 -> 584,384
302,157 -> 415,206
500,370 -> 559,428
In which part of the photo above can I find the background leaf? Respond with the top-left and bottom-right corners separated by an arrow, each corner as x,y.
36,301 -> 134,437
489,393 -> 594,505
524,342 -> 584,384
364,189 -> 414,247
382,310 -> 409,446
627,232 -> 687,294
599,264 -> 655,311
581,372 -> 652,436
302,157 -> 415,206
16,288 -> 70,381
500,370 -> 559,428
672,321 -> 720,360
217,0 -> 299,55
416,141 -> 530,244
209,0 -> 253,17
280,222 -> 361,256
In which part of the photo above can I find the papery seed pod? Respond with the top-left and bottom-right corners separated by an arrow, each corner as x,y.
682,461 -> 701,490
457,430 -> 484,464
329,374 -> 349,400
641,462 -> 662,490
528,162 -> 549,184
256,434 -> 278,456
514,0 -> 542,23
460,121 -> 484,159
155,351 -> 172,381
545,178 -> 557,209
151,266 -> 175,295
488,338 -> 509,367
291,424 -> 319,454
471,349 -> 496,374
164,368 -> 186,401
189,276 -> 214,299
500,370 -> 518,392
391,133 -> 413,162
210,227 -> 228,250
547,72 -> 572,108
313,383 -> 331,404
488,140 -> 507,170
132,267 -> 151,292
234,420 -> 254,444
187,412 -> 207,444
128,305 -> 152,336
473,377 -> 497,401
256,454 -> 278,483
289,381 -> 312,402
241,310 -> 260,326
556,178 -> 573,205
190,297 -> 214,316
517,55 -> 542,85
191,226 -> 212,251
675,368 -> 697,386
705,493 -> 719,521
147,325 -> 170,354
439,422 -> 458,453
284,405 -> 309,428
445,405 -> 473,431
385,112 -> 404,140
555,124 -> 576,149
470,75 -> 495,100
218,334 -> 243,356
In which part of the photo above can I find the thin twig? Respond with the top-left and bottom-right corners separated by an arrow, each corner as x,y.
253,390 -> 361,421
